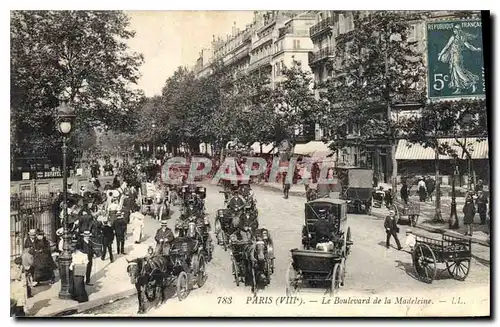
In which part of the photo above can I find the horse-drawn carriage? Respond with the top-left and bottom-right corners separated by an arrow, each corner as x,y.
335,166 -> 373,214
126,237 -> 208,313
393,199 -> 420,227
139,182 -> 169,220
228,228 -> 274,294
173,213 -> 213,262
410,232 -> 471,284
287,198 -> 352,296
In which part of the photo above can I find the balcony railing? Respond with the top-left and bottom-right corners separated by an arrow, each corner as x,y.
309,46 -> 335,65
248,54 -> 272,72
252,33 -> 273,51
310,16 -> 336,38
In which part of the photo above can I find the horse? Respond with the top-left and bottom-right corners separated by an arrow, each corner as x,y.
247,229 -> 274,292
126,253 -> 171,314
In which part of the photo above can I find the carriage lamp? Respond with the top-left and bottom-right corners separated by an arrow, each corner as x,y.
56,101 -> 76,300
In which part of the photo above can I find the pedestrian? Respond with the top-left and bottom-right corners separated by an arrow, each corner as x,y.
425,176 -> 436,202
417,178 -> 427,202
475,179 -> 484,193
32,229 -> 56,285
70,247 -> 89,303
476,190 -> 488,225
113,212 -> 127,255
282,171 -> 290,199
463,194 -> 476,236
384,188 -> 393,208
101,220 -> 115,263
131,212 -> 145,244
384,210 -> 402,250
400,181 -> 409,204
10,257 -> 27,317
80,231 -> 94,286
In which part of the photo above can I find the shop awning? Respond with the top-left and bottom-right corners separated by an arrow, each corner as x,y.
395,138 -> 489,160
293,141 -> 332,156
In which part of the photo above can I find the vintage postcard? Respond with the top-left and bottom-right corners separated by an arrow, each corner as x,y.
10,10 -> 490,317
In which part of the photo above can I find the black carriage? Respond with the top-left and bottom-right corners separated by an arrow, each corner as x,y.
288,198 -> 352,296
168,238 -> 208,301
335,166 -> 373,214
411,232 -> 472,284
173,215 -> 213,262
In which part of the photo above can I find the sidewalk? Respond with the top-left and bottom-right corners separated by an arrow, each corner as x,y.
26,216 -> 160,317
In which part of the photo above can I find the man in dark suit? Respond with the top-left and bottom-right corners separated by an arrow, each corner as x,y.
101,221 -> 115,263
113,212 -> 127,255
80,231 -> 94,286
154,220 -> 175,256
476,190 -> 488,225
384,210 -> 402,250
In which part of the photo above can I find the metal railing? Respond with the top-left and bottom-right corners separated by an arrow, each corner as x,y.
11,194 -> 55,259
310,16 -> 336,37
309,46 -> 336,64
249,54 -> 272,72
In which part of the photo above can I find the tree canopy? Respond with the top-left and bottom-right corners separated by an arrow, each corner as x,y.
11,10 -> 144,159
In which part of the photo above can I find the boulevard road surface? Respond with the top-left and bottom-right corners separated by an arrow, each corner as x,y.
78,183 -> 490,317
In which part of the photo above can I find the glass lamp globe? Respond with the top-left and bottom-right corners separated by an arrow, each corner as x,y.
59,121 -> 72,134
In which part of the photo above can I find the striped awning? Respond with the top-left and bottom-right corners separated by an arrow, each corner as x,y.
396,138 -> 489,160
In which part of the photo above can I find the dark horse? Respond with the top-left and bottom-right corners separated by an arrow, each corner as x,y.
247,228 -> 274,292
126,252 -> 171,314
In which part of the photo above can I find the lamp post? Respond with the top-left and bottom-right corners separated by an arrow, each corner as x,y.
56,102 -> 76,299
462,113 -> 473,190
449,155 -> 459,229
151,122 -> 157,160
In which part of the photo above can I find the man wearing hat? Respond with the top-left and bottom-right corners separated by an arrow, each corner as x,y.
154,220 -> 174,256
80,231 -> 94,286
384,210 -> 402,250
113,212 -> 127,255
24,229 -> 37,251
67,182 -> 76,195
101,220 -> 115,263
313,209 -> 337,250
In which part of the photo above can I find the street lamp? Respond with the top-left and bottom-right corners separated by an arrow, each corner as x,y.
449,154 -> 459,229
151,122 -> 157,160
462,113 -> 473,190
56,102 -> 76,299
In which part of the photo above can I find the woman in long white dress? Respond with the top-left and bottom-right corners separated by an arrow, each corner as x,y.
438,24 -> 482,94
130,212 -> 145,244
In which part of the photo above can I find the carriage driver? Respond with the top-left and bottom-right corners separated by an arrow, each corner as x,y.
228,186 -> 246,214
313,208 -> 338,252
154,220 -> 175,256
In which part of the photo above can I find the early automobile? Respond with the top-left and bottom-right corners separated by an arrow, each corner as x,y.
287,198 -> 353,296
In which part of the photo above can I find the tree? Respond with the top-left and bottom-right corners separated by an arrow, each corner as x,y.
401,98 -> 488,222
11,10 -> 144,161
319,11 -> 426,185
270,60 -> 322,149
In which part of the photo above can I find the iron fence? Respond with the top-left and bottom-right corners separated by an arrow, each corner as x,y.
10,194 -> 55,259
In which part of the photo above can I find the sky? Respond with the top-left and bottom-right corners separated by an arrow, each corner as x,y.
125,11 -> 255,97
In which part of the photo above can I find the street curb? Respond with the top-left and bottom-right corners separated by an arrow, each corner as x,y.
371,210 -> 489,247
41,288 -> 136,317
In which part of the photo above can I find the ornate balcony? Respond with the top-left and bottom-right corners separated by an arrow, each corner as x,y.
310,16 -> 335,38
248,54 -> 272,72
308,46 -> 335,65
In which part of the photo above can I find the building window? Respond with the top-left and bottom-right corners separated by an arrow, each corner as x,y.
293,39 -> 301,49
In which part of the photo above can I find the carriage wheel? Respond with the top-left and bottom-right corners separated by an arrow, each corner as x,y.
176,271 -> 190,301
197,255 -> 208,288
331,262 -> 342,296
285,262 -> 298,296
339,258 -> 346,287
231,254 -> 240,287
445,259 -> 471,281
412,243 -> 437,284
